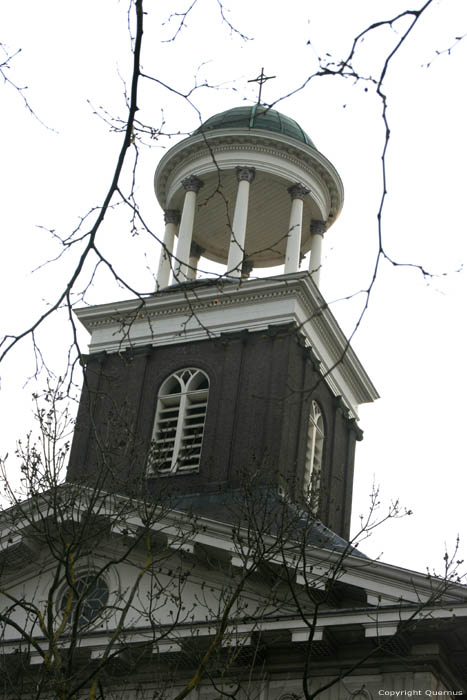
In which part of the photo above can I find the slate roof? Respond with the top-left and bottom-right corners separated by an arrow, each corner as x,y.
170,486 -> 367,559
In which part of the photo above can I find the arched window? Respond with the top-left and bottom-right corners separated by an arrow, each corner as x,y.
304,400 -> 324,512
148,368 -> 209,475
59,573 -> 109,629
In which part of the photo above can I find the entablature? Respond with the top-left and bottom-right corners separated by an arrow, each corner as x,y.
75,273 -> 379,418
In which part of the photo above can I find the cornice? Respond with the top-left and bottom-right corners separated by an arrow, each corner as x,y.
170,141 -> 334,220
75,281 -> 297,329
293,278 -> 379,406
155,129 -> 344,221
74,274 -> 379,411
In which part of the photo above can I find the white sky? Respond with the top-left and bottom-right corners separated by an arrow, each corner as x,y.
0,0 -> 466,575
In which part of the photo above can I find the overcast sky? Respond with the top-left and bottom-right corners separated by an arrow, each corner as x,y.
1,0 -> 466,574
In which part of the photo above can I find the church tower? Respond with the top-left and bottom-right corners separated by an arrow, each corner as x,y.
67,105 -> 378,540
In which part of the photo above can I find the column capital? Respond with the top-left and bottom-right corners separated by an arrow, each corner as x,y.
164,209 -> 181,225
310,220 -> 327,236
236,166 -> 256,183
241,259 -> 254,278
182,175 -> 204,193
288,183 -> 310,201
189,242 -> 204,259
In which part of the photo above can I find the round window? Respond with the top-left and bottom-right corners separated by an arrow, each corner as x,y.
61,574 -> 109,628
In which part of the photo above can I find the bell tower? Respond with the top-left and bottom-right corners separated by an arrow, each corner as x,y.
68,106 -> 378,540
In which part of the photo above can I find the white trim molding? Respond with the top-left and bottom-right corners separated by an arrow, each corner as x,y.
75,273 -> 379,418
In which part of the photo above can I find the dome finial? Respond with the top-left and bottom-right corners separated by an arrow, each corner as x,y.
247,67 -> 276,104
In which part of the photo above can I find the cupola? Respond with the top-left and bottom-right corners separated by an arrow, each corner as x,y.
154,105 -> 344,287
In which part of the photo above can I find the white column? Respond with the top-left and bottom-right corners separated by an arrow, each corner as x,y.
173,175 -> 203,282
156,209 -> 180,290
309,220 -> 326,287
186,242 -> 204,281
285,183 -> 310,274
227,167 -> 255,278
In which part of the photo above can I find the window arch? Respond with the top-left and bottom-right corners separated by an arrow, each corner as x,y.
304,400 -> 324,512
148,368 -> 209,475
59,573 -> 109,629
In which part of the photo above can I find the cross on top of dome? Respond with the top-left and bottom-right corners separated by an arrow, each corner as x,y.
247,67 -> 276,104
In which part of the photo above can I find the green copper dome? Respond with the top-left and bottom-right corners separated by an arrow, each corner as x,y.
194,106 -> 315,148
